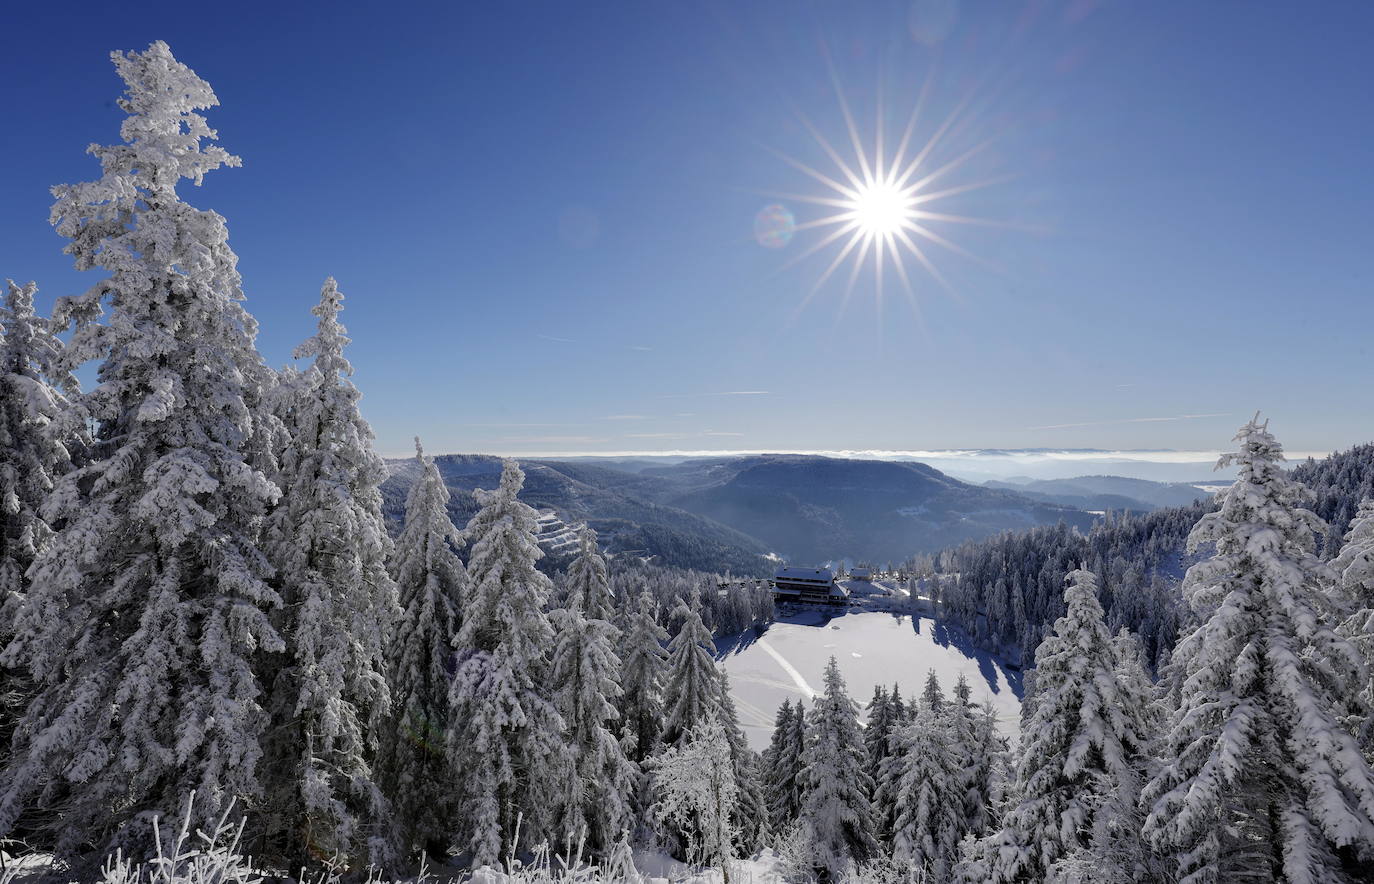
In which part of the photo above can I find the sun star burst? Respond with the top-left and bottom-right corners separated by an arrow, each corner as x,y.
759,64 -> 1013,322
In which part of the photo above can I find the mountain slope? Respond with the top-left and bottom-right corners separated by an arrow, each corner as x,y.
983,475 -> 1211,512
380,455 -> 775,575
642,455 -> 1096,563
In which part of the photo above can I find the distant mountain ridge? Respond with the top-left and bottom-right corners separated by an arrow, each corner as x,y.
382,452 -> 1097,572
982,475 -> 1213,512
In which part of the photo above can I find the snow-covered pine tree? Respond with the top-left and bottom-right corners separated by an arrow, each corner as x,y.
549,525 -> 637,857
618,590 -> 669,764
764,699 -> 806,832
716,669 -> 767,852
1045,628 -> 1164,883
1334,499 -> 1374,756
946,674 -> 993,839
661,590 -> 722,746
862,686 -> 896,796
257,279 -> 400,866
873,685 -> 913,847
376,438 -> 467,860
0,280 -> 78,617
0,280 -> 81,762
566,523 -> 616,621
652,717 -> 739,882
1142,417 -> 1374,883
890,703 -> 965,881
447,459 -> 565,866
981,568 -> 1153,883
0,42 -> 285,855
798,657 -> 877,880
920,669 -> 946,713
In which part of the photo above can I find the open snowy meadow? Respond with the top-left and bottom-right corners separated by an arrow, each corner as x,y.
721,606 -> 1022,752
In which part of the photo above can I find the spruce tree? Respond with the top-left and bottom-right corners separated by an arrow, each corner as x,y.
259,279 -> 400,865
1335,499 -> 1374,756
921,669 -> 946,713
618,590 -> 669,764
798,657 -> 877,880
983,569 -> 1153,883
890,704 -> 965,880
0,280 -> 80,763
764,699 -> 806,832
549,526 -> 637,856
862,686 -> 896,795
0,280 -> 78,617
652,717 -> 739,881
566,523 -> 616,621
447,459 -> 565,865
662,590 -> 721,745
377,438 -> 467,860
1142,417 -> 1374,883
716,669 -> 768,852
0,42 -> 283,854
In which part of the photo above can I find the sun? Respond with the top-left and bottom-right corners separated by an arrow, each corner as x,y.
850,179 -> 913,237
757,62 -> 1013,321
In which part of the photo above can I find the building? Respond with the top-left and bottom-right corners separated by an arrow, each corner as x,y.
849,566 -> 873,581
772,566 -> 849,606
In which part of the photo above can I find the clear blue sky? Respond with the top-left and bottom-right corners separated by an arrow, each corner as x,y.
2,0 -> 1370,458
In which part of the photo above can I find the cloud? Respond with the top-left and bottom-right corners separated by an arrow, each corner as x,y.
1028,412 -> 1231,431
623,430 -> 746,439
536,334 -> 576,344
630,345 -> 653,351
604,414 -> 649,421
463,421 -> 585,428
499,435 -> 613,445
657,390 -> 772,399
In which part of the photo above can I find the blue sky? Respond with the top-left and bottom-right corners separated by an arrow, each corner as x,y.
2,0 -> 1370,458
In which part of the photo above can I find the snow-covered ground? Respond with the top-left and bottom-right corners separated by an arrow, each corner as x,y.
718,581 -> 1023,751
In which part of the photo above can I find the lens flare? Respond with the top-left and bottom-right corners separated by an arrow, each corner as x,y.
753,203 -> 796,248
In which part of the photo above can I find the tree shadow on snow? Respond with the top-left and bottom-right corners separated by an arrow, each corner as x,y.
922,617 -> 1025,700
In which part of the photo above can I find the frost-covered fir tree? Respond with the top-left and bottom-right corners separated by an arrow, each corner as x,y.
920,669 -> 946,713
566,523 -> 616,621
862,686 -> 897,796
1334,499 -> 1374,755
890,704 -> 965,881
764,699 -> 806,832
652,717 -> 739,882
0,280 -> 81,759
873,685 -> 913,846
447,459 -> 565,865
549,526 -> 637,857
947,673 -> 996,839
376,438 -> 467,860
716,669 -> 768,852
0,280 -> 78,618
980,569 -> 1153,883
618,590 -> 668,764
798,657 -> 877,880
1142,417 -> 1374,883
0,42 -> 284,855
258,279 -> 400,865
662,590 -> 722,745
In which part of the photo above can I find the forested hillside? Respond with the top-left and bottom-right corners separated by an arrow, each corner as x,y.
929,442 -> 1374,670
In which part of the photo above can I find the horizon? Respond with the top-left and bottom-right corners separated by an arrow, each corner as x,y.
386,444 -> 1344,485
4,1 -> 1371,457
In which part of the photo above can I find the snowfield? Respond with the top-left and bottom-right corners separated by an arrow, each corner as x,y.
718,585 -> 1024,751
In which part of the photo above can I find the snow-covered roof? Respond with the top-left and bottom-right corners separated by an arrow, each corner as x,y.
774,566 -> 834,584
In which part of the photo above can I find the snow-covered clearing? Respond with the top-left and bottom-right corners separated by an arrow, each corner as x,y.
719,604 -> 1023,751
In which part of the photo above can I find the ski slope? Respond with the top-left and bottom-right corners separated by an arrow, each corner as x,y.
719,606 -> 1024,751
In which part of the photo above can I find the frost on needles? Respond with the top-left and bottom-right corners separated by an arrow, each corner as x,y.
0,40 -> 285,856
